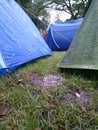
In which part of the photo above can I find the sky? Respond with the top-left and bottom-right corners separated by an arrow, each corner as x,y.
49,9 -> 71,23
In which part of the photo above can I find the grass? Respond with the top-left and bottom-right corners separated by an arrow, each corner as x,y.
0,52 -> 98,130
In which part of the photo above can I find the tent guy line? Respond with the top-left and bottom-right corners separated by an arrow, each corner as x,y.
0,0 -> 52,75
20,4 -> 80,43
20,5 -> 48,27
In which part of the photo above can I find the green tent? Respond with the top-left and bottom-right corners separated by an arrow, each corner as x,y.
58,0 -> 98,70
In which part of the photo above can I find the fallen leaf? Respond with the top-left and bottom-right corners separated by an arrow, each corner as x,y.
18,79 -> 23,82
0,107 -> 8,116
75,92 -> 80,98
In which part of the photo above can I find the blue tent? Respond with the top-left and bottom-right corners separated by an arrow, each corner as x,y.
44,18 -> 83,51
0,0 -> 52,75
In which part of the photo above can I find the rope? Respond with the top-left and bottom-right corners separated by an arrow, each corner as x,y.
21,5 -> 47,27
20,4 -> 72,42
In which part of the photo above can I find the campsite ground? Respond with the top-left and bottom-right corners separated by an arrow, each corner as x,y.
0,52 -> 98,130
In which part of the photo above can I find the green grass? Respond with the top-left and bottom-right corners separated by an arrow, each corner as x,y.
0,52 -> 98,130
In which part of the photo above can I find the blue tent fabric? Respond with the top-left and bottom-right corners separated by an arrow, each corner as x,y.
0,0 -> 52,75
45,18 -> 83,51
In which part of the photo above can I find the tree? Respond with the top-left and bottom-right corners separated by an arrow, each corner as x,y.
83,0 -> 92,16
15,0 -> 91,31
15,0 -> 49,31
43,0 -> 89,20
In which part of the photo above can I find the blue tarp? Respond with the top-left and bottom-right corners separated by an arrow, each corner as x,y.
0,0 -> 52,75
44,18 -> 83,51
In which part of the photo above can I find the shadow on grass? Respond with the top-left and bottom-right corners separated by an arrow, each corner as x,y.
59,68 -> 98,80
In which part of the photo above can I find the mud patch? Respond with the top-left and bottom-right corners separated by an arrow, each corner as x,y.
29,74 -> 64,88
60,90 -> 93,109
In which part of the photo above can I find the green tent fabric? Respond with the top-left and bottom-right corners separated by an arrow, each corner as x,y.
58,0 -> 98,70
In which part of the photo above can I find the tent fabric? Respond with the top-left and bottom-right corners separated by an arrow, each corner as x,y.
57,0 -> 98,70
44,18 -> 83,51
0,0 -> 52,75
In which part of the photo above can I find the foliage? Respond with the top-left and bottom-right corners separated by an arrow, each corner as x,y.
0,52 -> 98,129
15,0 -> 92,31
83,0 -> 92,16
44,0 -> 89,20
15,0 -> 49,31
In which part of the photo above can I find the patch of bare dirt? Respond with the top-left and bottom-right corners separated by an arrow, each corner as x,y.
29,74 -> 64,88
60,90 -> 93,109
29,74 -> 93,109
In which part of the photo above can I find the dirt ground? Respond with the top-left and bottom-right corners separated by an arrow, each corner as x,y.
29,74 -> 93,109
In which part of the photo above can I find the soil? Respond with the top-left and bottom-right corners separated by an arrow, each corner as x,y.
29,74 -> 64,88
29,74 -> 93,109
60,90 -> 93,109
